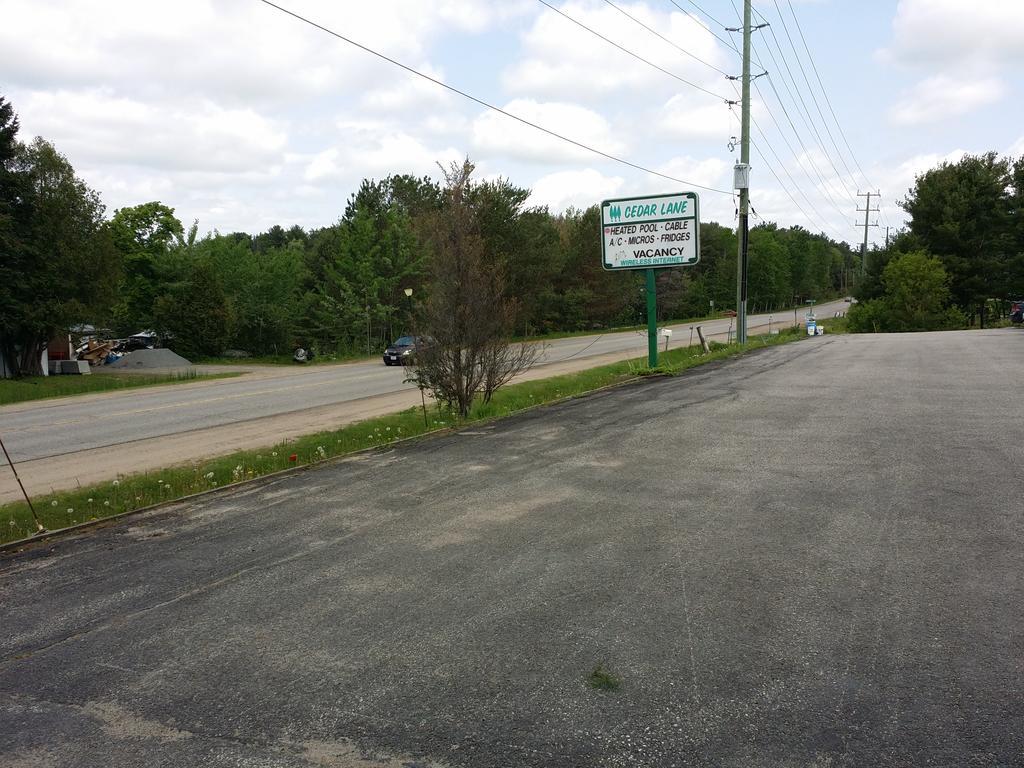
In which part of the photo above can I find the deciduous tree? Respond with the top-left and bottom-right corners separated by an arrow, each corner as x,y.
1,133 -> 119,375
901,152 -> 1018,324
409,159 -> 540,417
109,201 -> 185,332
848,251 -> 964,332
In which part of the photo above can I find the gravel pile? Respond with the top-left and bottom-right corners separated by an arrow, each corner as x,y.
108,348 -> 193,370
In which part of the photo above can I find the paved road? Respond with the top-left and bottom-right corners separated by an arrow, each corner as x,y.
2,328 -> 1021,767
2,304 -> 842,463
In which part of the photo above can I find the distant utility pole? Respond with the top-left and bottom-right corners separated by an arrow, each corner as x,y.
856,191 -> 880,276
728,1 -> 766,344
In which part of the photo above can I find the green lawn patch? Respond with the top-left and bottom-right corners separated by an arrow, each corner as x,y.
513,313 -> 716,342
0,370 -> 241,406
1,327 -> 805,545
818,314 -> 850,334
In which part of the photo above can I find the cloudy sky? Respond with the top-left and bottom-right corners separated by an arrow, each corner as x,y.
3,0 -> 1021,248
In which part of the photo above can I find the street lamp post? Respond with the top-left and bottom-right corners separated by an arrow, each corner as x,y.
403,287 -> 428,427
403,287 -> 413,331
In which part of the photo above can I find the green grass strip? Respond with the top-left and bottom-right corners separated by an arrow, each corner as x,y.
1,328 -> 807,545
0,370 -> 241,406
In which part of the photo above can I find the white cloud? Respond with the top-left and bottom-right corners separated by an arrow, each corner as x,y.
15,89 -> 288,174
889,75 -> 1004,126
0,0 -> 526,107
0,0 -> 1006,244
654,156 -> 729,192
359,65 -> 455,114
471,100 -> 624,164
304,123 -> 463,182
872,149 -> 969,202
526,169 -> 625,211
1,1 -> 346,107
654,95 -> 734,141
503,1 -> 728,104
882,0 -> 1024,67
878,0 -> 1017,148
0,0 -> 518,232
746,187 -> 817,232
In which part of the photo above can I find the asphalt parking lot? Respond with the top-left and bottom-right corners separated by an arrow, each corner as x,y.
2,329 -> 1022,767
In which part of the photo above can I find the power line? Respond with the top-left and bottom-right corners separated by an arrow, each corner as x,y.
764,0 -> 856,202
679,0 -> 728,30
772,0 -> 892,242
750,126 -> 838,236
665,1 -> 842,237
543,0 -> 833,234
750,139 -> 837,237
536,0 -> 730,101
667,0 -> 765,70
726,0 -> 855,222
601,0 -> 730,78
681,0 -> 851,235
538,0 -> 838,235
254,0 -> 734,196
669,0 -> 733,50
781,0 -> 892,238
739,6 -> 856,209
700,0 -> 862,239
755,75 -> 851,223
700,0 -> 851,229
537,0 -> 833,245
783,0 -> 876,190
773,0 -> 860,192
726,81 -> 837,235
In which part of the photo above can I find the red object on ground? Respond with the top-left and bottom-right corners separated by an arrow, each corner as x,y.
288,454 -> 297,462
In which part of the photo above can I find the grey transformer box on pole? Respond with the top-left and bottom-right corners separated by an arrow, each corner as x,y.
733,163 -> 750,190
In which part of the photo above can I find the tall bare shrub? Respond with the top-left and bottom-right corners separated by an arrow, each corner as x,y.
409,159 -> 541,417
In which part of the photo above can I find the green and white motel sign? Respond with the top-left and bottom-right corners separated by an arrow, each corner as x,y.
600,191 -> 701,367
601,191 -> 700,271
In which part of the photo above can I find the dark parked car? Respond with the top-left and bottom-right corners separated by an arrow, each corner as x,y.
1011,300 -> 1023,324
383,336 -> 421,366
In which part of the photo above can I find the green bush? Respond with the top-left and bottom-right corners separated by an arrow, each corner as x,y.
848,251 -> 965,333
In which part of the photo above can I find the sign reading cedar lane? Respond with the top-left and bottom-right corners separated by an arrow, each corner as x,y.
601,191 -> 701,271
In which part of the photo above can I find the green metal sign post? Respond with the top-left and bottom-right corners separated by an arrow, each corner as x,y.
600,191 -> 701,369
646,269 -> 658,367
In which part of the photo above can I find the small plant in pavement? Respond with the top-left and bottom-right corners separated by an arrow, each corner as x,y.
588,664 -> 622,692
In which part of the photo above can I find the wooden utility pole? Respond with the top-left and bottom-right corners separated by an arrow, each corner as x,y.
733,0 -> 752,344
